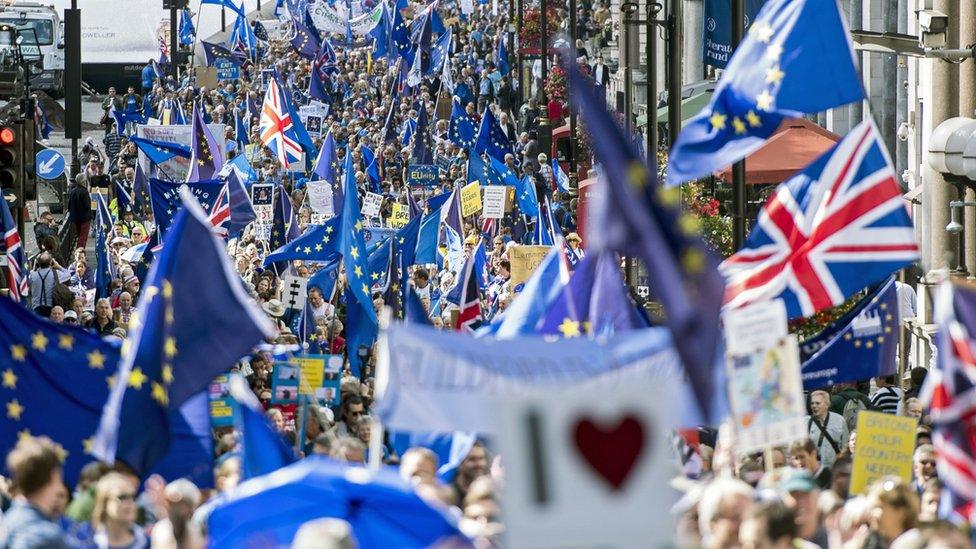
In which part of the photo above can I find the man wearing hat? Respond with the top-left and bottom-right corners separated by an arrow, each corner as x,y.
566,232 -> 585,266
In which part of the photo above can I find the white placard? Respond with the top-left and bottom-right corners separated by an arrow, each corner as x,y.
722,299 -> 789,355
362,192 -> 384,218
305,180 -> 335,217
495,381 -> 677,548
282,276 -> 308,311
482,186 -> 507,219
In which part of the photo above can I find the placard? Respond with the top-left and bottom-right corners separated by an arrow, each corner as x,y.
495,381 -> 677,547
282,276 -> 308,311
482,186 -> 507,219
208,375 -> 236,428
362,192 -> 384,218
215,58 -> 240,81
305,115 -> 322,138
850,411 -> 916,495
390,203 -> 410,228
509,245 -> 552,288
722,299 -> 789,356
460,181 -> 482,217
406,164 -> 439,187
270,354 -> 343,406
305,180 -> 334,217
136,123 -> 226,182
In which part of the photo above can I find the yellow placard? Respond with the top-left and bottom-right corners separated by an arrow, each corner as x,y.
850,410 -> 916,494
390,203 -> 410,228
293,355 -> 326,395
460,181 -> 482,217
509,245 -> 552,288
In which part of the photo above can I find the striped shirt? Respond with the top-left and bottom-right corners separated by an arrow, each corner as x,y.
871,386 -> 902,414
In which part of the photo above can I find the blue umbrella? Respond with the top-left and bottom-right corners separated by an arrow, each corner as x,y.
207,457 -> 468,548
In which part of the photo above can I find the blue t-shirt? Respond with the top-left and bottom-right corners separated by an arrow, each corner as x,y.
141,65 -> 155,89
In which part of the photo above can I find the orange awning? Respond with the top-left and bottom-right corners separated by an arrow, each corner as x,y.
715,119 -> 841,184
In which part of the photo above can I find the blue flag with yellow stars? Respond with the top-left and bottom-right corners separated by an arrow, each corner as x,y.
515,174 -> 539,218
313,131 -> 342,210
339,147 -> 378,376
268,184 -> 303,276
487,155 -> 518,186
149,178 -> 224,236
448,99 -> 476,150
0,295 -> 120,486
291,20 -> 320,59
666,0 -> 864,185
411,101 -> 434,165
467,153 -> 504,187
187,102 -> 224,182
130,136 -> 191,165
567,55 -> 726,423
93,190 -> 274,479
264,214 -> 342,266
474,107 -> 513,162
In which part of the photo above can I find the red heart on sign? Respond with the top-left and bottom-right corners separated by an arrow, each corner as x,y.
573,415 -> 646,490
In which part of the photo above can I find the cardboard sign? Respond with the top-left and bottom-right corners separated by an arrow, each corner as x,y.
362,192 -> 384,218
482,186 -> 507,219
851,411 -> 916,495
250,184 -> 275,207
305,115 -> 323,138
305,180 -> 335,217
208,375 -> 236,428
495,381 -> 677,547
509,245 -> 552,288
726,336 -> 806,453
407,164 -> 439,187
282,276 -> 308,311
390,203 -> 410,228
271,354 -> 343,406
460,181 -> 482,217
195,66 -> 218,89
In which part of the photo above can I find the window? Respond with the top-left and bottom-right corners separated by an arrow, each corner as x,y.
0,19 -> 54,46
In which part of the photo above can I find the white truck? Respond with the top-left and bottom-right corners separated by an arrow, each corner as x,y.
0,2 -> 64,97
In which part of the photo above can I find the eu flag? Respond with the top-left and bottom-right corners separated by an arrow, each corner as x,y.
0,296 -> 120,486
361,145 -> 382,193
93,190 -> 273,478
202,41 -> 242,67
666,0 -> 864,185
487,155 -> 517,186
291,20 -> 320,59
568,57 -> 726,422
187,102 -> 224,182
94,220 -> 114,301
466,153 -> 503,187
150,178 -> 224,235
515,174 -> 540,218
496,36 -> 510,76
482,245 -> 569,338
130,136 -> 191,165
339,147 -> 379,376
178,9 -> 195,46
264,215 -> 342,266
313,131 -> 342,209
391,2 -> 411,58
448,99 -> 476,150
474,107 -> 513,162
411,102 -> 433,165
269,184 -> 303,276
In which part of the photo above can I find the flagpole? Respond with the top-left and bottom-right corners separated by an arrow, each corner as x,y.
730,0 -> 747,249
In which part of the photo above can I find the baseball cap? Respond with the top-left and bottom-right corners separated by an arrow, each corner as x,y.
778,468 -> 817,493
64,310 -> 78,321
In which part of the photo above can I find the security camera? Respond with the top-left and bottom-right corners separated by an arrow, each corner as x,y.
897,122 -> 911,141
917,9 -> 949,49
947,220 -> 964,234
947,204 -> 964,234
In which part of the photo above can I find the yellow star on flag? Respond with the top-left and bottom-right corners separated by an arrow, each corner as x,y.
678,214 -> 700,235
128,368 -> 148,389
88,350 -> 106,369
746,110 -> 762,128
6,399 -> 23,420
765,65 -> 785,85
350,246 -> 359,259
732,117 -> 747,135
151,382 -> 169,406
354,220 -> 363,231
682,249 -> 705,274
326,226 -> 334,234
354,265 -> 363,277
162,365 -> 174,384
756,90 -> 774,111
164,338 -> 177,359
162,280 -> 173,298
10,344 -> 26,362
709,112 -> 727,131
58,334 -> 74,351
558,318 -> 581,338
304,246 -> 312,254
765,43 -> 783,61
31,331 -> 48,352
18,429 -> 31,442
83,437 -> 94,455
2,369 -> 16,389
314,243 -> 323,252
361,283 -> 369,295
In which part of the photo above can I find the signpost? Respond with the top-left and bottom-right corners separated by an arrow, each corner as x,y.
35,149 -> 65,181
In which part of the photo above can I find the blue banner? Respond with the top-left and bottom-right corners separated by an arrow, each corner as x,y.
406,164 -> 439,187
799,277 -> 899,390
215,58 -> 241,80
702,0 -> 766,69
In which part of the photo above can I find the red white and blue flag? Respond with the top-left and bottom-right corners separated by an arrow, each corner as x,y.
259,76 -> 303,169
721,120 -> 919,320
921,282 -> 976,525
0,198 -> 27,301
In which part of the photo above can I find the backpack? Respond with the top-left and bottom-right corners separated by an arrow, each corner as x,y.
841,394 -> 869,433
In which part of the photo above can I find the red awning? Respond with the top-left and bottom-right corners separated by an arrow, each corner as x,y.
715,118 -> 841,184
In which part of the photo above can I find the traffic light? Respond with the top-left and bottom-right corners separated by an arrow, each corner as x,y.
0,125 -> 19,191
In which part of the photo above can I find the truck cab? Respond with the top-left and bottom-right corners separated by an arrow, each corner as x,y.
0,2 -> 63,97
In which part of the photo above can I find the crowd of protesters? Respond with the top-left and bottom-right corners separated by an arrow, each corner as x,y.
0,0 -> 967,547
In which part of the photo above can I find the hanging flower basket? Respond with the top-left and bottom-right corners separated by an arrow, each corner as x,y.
518,8 -> 561,52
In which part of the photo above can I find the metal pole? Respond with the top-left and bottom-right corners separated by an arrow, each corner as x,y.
731,0 -> 747,249
170,7 -> 178,79
221,6 -> 226,33
69,0 -> 79,184
646,7 -> 657,164
538,0 -> 552,155
517,0 -> 524,103
568,0 -> 579,194
623,15 -> 632,134
666,0 -> 682,148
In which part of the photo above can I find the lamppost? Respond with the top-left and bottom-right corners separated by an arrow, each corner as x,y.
621,1 -> 665,166
537,0 -> 552,158
731,0 -> 747,249
567,0 -> 579,197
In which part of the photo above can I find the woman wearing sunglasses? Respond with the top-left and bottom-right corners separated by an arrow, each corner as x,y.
89,473 -> 148,549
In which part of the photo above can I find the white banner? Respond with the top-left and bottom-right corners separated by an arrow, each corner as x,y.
305,180 -> 335,217
482,186 -> 506,219
348,3 -> 384,35
375,324 -> 719,434
308,2 -> 346,34
136,124 -> 226,183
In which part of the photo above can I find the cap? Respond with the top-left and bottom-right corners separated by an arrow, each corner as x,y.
778,468 -> 816,493
64,310 -> 78,320
111,236 -> 130,246
262,299 -> 286,318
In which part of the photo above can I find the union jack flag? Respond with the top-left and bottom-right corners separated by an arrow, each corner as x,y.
259,77 -> 303,169
207,183 -> 231,236
0,198 -> 27,301
721,120 -> 919,320
921,282 -> 976,525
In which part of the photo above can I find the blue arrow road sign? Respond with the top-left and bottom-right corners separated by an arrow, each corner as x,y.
36,149 -> 65,180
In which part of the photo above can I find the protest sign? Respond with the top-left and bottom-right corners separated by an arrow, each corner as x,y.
407,164 -> 439,187
270,355 -> 342,406
282,276 -> 308,311
305,180 -> 335,218
208,375 -> 236,428
851,411 -> 916,495
375,323 -> 720,433
482,186 -> 507,219
271,361 -> 301,404
195,67 -> 218,89
215,58 -> 239,81
309,2 -> 346,34
362,192 -> 384,218
136,123 -> 225,182
390,203 -> 410,228
726,337 -> 806,453
509,245 -> 552,288
723,299 -> 788,355
496,381 -> 677,547
460,181 -> 482,217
